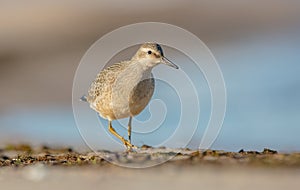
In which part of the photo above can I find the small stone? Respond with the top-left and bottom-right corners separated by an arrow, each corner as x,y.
1,155 -> 10,160
262,148 -> 277,154
141,144 -> 152,149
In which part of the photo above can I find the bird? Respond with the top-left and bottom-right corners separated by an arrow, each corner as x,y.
81,43 -> 179,150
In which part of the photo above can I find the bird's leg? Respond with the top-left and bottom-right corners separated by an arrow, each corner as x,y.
108,120 -> 136,149
127,116 -> 132,143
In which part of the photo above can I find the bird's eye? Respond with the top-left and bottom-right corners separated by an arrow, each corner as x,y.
147,50 -> 152,55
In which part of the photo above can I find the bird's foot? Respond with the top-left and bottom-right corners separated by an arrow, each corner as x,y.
122,139 -> 137,151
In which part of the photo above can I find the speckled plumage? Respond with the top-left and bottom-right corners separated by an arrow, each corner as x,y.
87,60 -> 155,120
83,43 -> 178,149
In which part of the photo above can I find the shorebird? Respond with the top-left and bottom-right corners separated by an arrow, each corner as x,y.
82,43 -> 178,149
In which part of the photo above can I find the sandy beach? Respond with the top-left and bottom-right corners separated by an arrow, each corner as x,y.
1,165 -> 300,190
0,146 -> 300,190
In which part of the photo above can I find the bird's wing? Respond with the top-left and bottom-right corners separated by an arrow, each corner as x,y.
87,61 -> 131,102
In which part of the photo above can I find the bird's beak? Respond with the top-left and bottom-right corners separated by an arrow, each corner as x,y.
161,56 -> 179,69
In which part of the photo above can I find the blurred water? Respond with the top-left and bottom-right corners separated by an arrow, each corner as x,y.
211,32 -> 300,152
0,31 -> 299,152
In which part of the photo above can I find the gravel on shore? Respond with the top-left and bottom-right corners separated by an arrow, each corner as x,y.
1,144 -> 299,168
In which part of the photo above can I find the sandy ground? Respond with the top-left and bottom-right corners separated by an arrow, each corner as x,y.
0,146 -> 300,190
1,164 -> 300,190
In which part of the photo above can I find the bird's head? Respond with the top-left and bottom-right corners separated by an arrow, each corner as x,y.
132,43 -> 179,69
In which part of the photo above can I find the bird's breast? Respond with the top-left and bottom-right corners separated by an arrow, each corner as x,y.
105,65 -> 154,119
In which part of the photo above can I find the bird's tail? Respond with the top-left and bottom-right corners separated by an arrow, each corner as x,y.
80,95 -> 88,102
